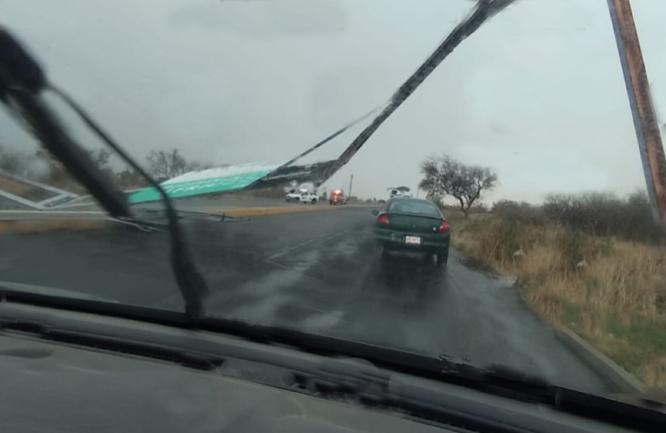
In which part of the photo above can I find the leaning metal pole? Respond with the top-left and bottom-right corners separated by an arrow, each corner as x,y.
607,0 -> 666,227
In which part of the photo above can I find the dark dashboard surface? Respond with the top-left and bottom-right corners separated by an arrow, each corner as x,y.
0,302 -> 641,433
0,333 -> 451,433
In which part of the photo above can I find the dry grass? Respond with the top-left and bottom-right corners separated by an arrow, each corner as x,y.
449,211 -> 666,389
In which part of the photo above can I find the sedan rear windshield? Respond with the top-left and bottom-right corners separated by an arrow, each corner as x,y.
388,200 -> 441,218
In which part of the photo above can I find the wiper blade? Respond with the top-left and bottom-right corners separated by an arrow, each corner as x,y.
0,29 -> 130,219
198,316 -> 666,425
200,314 -> 553,398
0,317 -> 224,371
0,281 -> 118,304
2,289 -> 664,431
0,28 -> 208,319
437,355 -> 553,400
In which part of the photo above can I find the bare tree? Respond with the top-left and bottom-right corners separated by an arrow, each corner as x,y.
89,148 -> 111,169
32,148 -> 84,191
84,148 -> 113,178
0,148 -> 25,174
146,149 -> 188,182
1,147 -> 54,183
419,154 -> 497,217
184,160 -> 213,172
115,168 -> 146,190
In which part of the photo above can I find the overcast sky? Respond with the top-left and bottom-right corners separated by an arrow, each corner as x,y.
1,0 -> 665,203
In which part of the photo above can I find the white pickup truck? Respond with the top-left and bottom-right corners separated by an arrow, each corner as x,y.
299,192 -> 319,204
285,190 -> 302,203
389,187 -> 412,199
285,189 -> 319,204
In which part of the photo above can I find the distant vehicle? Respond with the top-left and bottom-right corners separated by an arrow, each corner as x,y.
299,192 -> 319,204
329,189 -> 346,205
285,190 -> 302,202
388,186 -> 412,199
286,187 -> 316,203
373,198 -> 450,267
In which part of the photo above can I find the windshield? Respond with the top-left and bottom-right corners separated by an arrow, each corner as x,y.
2,0 -> 666,409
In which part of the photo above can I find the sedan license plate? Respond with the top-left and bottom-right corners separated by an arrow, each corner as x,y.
405,235 -> 421,245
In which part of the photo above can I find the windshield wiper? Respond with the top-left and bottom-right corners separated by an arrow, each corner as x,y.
0,316 -> 224,371
0,29 -> 129,218
1,287 -> 664,431
0,28 -> 208,319
195,316 -> 666,431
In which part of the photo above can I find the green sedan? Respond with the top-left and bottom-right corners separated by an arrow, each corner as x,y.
372,198 -> 451,266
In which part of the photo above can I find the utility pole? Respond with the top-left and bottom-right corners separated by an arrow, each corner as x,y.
348,174 -> 354,200
607,0 -> 666,227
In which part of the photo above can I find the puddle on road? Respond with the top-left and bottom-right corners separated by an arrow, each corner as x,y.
207,248 -> 323,324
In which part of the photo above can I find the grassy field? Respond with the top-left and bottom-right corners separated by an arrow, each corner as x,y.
448,211 -> 666,389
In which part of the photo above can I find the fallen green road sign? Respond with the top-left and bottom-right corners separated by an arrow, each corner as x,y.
129,169 -> 272,204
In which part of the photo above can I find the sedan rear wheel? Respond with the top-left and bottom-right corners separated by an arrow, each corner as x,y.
434,251 -> 448,268
432,251 -> 449,268
381,246 -> 392,260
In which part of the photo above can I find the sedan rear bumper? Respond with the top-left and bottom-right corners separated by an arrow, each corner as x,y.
374,228 -> 449,253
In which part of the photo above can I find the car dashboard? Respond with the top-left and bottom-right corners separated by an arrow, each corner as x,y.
0,302 -> 649,433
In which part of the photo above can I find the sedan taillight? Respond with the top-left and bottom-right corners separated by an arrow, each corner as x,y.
437,219 -> 450,233
377,214 -> 390,226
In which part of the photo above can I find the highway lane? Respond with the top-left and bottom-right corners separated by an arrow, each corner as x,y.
0,206 -> 613,393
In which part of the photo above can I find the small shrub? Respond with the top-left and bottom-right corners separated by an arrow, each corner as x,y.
542,191 -> 662,243
477,217 -> 528,264
554,228 -> 613,271
492,200 -> 544,225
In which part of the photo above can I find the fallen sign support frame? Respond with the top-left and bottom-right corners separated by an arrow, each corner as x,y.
129,0 -> 517,204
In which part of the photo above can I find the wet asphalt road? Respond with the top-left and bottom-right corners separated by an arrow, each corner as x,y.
0,206 -> 612,393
